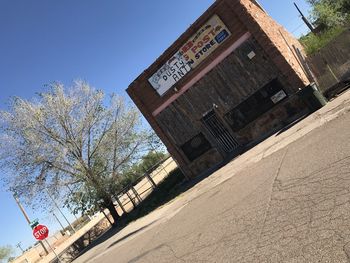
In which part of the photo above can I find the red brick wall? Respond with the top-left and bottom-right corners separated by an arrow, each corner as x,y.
225,0 -> 310,91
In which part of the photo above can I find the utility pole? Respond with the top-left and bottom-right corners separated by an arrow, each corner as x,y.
45,190 -> 76,233
16,242 -> 29,263
16,242 -> 25,254
52,211 -> 65,232
13,194 -> 49,255
294,2 -> 317,34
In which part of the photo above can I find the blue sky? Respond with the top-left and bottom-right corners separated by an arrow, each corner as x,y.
0,0 -> 311,256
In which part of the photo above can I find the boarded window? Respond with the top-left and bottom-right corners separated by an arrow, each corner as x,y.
181,133 -> 212,161
224,79 -> 287,131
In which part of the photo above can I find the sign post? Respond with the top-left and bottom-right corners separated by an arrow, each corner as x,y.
13,194 -> 49,255
33,224 -> 61,262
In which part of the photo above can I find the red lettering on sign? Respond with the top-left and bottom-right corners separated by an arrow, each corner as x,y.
203,35 -> 210,43
33,225 -> 49,241
181,42 -> 193,53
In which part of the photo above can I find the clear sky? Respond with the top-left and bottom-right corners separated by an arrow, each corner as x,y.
0,0 -> 311,256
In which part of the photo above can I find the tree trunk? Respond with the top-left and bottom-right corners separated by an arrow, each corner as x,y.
103,196 -> 120,227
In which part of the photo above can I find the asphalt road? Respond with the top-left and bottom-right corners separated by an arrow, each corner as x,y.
75,99 -> 350,262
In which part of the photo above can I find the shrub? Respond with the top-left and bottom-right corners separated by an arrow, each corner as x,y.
299,26 -> 346,55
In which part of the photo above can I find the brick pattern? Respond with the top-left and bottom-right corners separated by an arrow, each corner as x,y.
127,88 -> 194,178
226,0 -> 310,91
127,0 -> 311,178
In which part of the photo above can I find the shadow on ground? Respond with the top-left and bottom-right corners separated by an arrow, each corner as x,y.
107,221 -> 158,249
71,113 -> 320,262
72,168 -> 189,261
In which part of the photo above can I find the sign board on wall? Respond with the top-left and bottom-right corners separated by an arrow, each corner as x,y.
148,15 -> 231,96
270,90 -> 287,104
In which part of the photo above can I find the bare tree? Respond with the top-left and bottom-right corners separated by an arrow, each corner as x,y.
0,81 -> 152,225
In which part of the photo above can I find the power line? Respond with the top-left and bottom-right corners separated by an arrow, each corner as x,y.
291,23 -> 307,33
44,189 -> 76,233
284,15 -> 303,29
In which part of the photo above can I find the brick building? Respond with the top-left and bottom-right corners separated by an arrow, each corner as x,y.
127,0 -> 313,178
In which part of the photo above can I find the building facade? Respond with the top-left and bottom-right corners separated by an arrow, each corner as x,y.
127,0 -> 312,178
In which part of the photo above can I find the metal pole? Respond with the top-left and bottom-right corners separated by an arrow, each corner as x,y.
293,45 -> 319,85
145,172 -> 156,189
131,186 -> 142,203
45,190 -> 76,233
277,28 -> 316,84
101,210 -> 113,226
44,239 -> 61,263
294,2 -> 316,34
13,194 -> 49,255
126,190 -> 137,208
52,212 -> 65,232
115,196 -> 127,214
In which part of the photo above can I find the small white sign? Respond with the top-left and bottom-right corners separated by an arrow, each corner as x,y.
247,51 -> 256,59
270,90 -> 287,104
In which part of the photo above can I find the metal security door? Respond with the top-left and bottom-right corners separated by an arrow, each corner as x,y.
202,111 -> 240,153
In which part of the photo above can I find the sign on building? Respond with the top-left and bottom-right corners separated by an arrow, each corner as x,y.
149,15 -> 231,96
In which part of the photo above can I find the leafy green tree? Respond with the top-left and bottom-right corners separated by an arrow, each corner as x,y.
0,246 -> 13,263
65,137 -> 164,216
121,150 -> 167,187
299,26 -> 345,54
307,0 -> 350,28
0,81 -> 154,226
137,151 -> 167,174
300,0 -> 349,54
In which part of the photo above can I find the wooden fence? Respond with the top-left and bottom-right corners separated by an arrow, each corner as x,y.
113,156 -> 177,215
306,28 -> 350,96
38,157 -> 178,263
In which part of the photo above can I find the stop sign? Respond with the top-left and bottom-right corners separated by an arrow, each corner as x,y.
33,224 -> 49,240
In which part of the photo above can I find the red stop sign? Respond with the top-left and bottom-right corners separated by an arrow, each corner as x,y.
33,225 -> 49,240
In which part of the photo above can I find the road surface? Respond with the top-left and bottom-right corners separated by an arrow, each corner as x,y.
74,91 -> 350,263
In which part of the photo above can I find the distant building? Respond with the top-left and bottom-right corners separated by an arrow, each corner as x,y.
11,231 -> 66,263
127,0 -> 313,178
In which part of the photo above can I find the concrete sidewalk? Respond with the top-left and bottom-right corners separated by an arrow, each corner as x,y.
74,90 -> 350,263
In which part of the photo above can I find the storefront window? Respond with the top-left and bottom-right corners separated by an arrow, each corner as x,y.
225,79 -> 287,131
180,133 -> 212,161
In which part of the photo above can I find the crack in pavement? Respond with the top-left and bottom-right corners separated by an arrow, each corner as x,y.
255,149 -> 289,250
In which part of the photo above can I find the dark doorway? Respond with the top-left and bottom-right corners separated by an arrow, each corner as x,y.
202,110 -> 240,153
